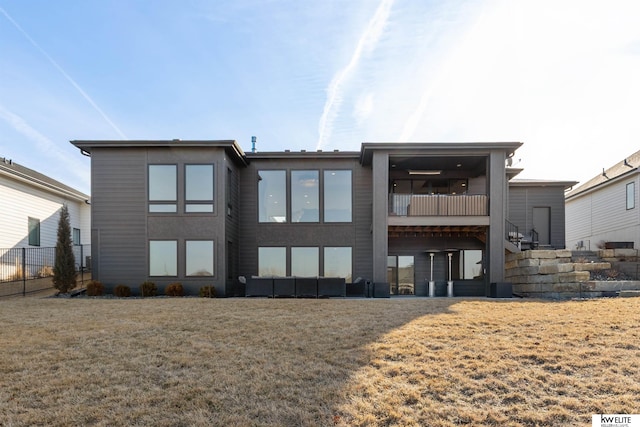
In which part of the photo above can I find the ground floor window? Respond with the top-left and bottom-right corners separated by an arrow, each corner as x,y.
258,247 -> 286,277
186,240 -> 214,276
459,250 -> 483,280
28,217 -> 40,247
323,247 -> 352,282
149,240 -> 177,276
291,247 -> 319,276
387,255 -> 415,295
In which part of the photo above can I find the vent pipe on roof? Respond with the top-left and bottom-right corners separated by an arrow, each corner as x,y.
251,136 -> 257,153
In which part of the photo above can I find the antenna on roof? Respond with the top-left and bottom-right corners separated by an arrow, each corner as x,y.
251,136 -> 257,153
624,159 -> 633,168
602,168 -> 609,179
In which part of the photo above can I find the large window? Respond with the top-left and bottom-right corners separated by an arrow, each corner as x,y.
627,182 -> 635,210
186,240 -> 214,276
186,164 -> 214,213
291,170 -> 319,222
460,250 -> 483,279
291,247 -> 319,276
28,217 -> 40,247
258,247 -> 286,277
258,171 -> 287,223
324,170 -> 352,222
149,165 -> 177,213
149,240 -> 177,276
324,247 -> 352,281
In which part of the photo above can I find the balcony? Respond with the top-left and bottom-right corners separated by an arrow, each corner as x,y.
389,194 -> 488,217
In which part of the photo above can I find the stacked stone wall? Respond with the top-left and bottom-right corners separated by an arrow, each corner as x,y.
506,250 -> 611,299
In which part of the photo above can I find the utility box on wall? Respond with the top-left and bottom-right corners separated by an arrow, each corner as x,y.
490,282 -> 512,298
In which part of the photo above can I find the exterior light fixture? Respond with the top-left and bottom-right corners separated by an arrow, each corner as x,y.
408,170 -> 442,175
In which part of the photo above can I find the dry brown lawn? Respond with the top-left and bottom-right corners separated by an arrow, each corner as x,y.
0,297 -> 638,426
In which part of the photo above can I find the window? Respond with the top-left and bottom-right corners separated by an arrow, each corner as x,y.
28,217 -> 40,246
460,250 -> 483,279
291,247 -> 319,276
258,247 -> 286,277
186,164 -> 214,213
324,170 -> 352,222
73,228 -> 81,246
324,247 -> 352,281
258,171 -> 286,223
149,165 -> 177,213
149,241 -> 177,276
627,182 -> 635,210
186,240 -> 214,276
291,170 -> 319,222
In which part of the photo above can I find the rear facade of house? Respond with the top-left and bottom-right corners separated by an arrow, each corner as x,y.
72,139 -> 569,297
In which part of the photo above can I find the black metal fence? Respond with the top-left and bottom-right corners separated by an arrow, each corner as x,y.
0,245 -> 91,297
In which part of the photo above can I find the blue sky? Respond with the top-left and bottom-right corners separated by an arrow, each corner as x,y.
1,0 -> 640,195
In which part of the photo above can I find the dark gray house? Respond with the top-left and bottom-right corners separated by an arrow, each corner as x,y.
71,139 -> 569,297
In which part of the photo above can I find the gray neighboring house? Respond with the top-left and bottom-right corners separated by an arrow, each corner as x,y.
565,149 -> 640,250
71,139 -> 571,297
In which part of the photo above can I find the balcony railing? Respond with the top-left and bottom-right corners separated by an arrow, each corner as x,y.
389,194 -> 488,216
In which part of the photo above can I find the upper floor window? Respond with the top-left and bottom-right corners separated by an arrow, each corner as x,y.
28,217 -> 40,246
324,170 -> 352,222
149,165 -> 177,213
627,182 -> 635,210
186,164 -> 214,213
291,170 -> 319,222
258,170 -> 287,223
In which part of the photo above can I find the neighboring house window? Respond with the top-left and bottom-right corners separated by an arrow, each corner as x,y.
627,182 -> 635,210
149,165 -> 177,213
258,247 -> 286,277
149,240 -> 177,276
185,164 -> 214,213
258,171 -> 287,223
186,240 -> 214,276
28,217 -> 40,246
324,247 -> 352,282
291,247 -> 319,276
291,170 -> 319,222
324,170 -> 352,222
73,228 -> 81,246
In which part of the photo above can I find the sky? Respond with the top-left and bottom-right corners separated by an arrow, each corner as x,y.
1,0 -> 640,195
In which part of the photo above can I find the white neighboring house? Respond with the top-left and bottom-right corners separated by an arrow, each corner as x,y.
565,150 -> 640,251
0,157 -> 90,279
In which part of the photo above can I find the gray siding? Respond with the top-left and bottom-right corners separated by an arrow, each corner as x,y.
508,185 -> 567,249
238,156 -> 371,280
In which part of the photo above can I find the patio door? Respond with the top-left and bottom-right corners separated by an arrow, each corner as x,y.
533,207 -> 550,246
387,255 -> 415,295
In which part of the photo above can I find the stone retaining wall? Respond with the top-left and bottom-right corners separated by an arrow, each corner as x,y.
506,250 -> 612,299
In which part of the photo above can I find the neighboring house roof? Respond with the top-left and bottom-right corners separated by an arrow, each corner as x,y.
510,179 -> 578,189
566,149 -> 640,199
0,156 -> 89,202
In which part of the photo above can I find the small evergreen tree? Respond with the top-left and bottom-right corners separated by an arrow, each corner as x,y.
53,204 -> 76,293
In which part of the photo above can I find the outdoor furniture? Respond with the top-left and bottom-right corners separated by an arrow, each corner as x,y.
245,277 -> 273,297
295,277 -> 318,298
318,277 -> 346,297
273,277 -> 295,297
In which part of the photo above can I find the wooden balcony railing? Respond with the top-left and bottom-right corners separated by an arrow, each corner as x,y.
389,194 -> 488,216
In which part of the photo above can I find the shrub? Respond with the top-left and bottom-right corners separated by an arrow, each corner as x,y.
165,282 -> 184,297
114,285 -> 131,298
86,280 -> 104,296
140,281 -> 157,297
199,286 -> 216,298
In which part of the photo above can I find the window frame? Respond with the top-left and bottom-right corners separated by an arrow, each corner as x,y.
28,217 -> 40,247
148,164 -> 178,213
186,240 -> 215,277
258,170 -> 287,223
149,240 -> 178,277
185,164 -> 215,214
323,170 -> 353,223
73,228 -> 81,246
291,170 -> 319,223
258,247 -> 287,277
627,182 -> 635,210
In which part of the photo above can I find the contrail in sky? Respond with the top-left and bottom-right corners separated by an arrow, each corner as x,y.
316,0 -> 394,150
0,7 -> 127,139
